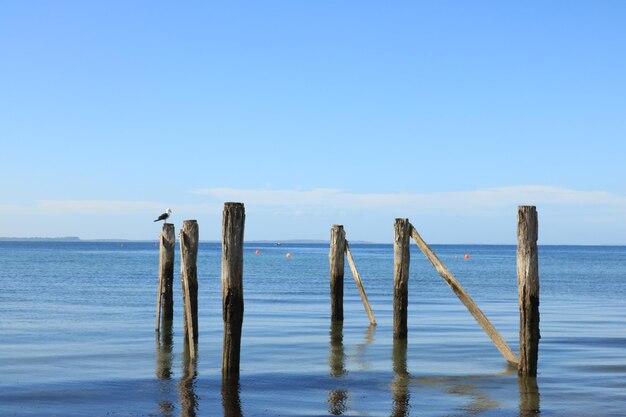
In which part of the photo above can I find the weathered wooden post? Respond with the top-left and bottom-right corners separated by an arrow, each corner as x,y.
156,223 -> 175,332
517,205 -> 540,376
393,219 -> 411,339
180,220 -> 199,357
222,202 -> 245,377
345,241 -> 377,325
329,225 -> 346,322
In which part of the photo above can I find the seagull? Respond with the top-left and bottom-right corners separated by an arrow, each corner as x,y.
154,208 -> 172,224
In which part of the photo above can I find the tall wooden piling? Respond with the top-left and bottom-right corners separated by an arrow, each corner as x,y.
156,223 -> 175,332
393,219 -> 411,339
329,225 -> 346,322
222,202 -> 245,377
345,241 -> 377,325
180,220 -> 199,357
517,206 -> 540,376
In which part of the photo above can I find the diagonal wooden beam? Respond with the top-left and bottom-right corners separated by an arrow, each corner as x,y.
345,241 -> 377,326
410,224 -> 518,367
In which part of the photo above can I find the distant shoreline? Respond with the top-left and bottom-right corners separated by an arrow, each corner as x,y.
1,237 -> 624,246
0,237 -> 372,244
0,237 -> 82,242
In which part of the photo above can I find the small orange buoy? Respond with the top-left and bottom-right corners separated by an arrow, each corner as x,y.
464,254 -> 470,259
286,252 -> 292,258
255,250 -> 261,255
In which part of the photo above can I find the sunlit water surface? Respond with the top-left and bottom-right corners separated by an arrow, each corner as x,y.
0,242 -> 625,416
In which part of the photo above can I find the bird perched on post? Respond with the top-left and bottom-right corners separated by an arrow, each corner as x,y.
154,208 -> 172,224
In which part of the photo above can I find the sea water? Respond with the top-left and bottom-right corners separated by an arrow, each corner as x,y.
0,241 -> 625,416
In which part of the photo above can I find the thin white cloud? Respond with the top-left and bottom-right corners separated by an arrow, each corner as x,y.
3,186 -> 624,218
193,185 -> 626,214
0,200 -> 221,216
36,200 -> 165,213
2,186 -> 625,243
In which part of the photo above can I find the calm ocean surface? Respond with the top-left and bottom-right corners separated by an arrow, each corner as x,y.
0,241 -> 625,416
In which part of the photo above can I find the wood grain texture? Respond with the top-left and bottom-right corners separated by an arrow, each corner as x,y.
180,220 -> 199,358
329,225 -> 346,322
222,202 -> 245,377
393,219 -> 411,339
517,206 -> 540,376
156,223 -> 175,332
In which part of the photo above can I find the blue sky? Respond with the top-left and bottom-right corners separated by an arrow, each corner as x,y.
1,1 -> 625,244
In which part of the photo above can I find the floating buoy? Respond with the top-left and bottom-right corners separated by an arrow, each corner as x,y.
255,250 -> 261,255
464,254 -> 471,259
286,252 -> 292,259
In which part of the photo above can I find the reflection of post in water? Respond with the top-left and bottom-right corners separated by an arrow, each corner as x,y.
156,317 -> 174,379
329,321 -> 347,377
518,375 -> 540,417
328,320 -> 348,415
353,324 -> 376,371
156,317 -> 174,416
391,338 -> 410,417
178,339 -> 198,417
221,375 -> 243,417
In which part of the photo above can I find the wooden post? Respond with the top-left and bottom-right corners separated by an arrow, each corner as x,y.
393,219 -> 411,339
517,205 -> 540,376
222,202 -> 245,377
329,225 -> 346,322
345,241 -> 377,325
180,220 -> 199,358
156,223 -> 175,332
410,224 -> 518,366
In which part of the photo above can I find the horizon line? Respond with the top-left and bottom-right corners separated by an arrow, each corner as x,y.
1,236 -> 625,247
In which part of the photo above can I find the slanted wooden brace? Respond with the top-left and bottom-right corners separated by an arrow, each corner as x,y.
345,241 -> 376,326
410,223 -> 518,366
329,225 -> 376,325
